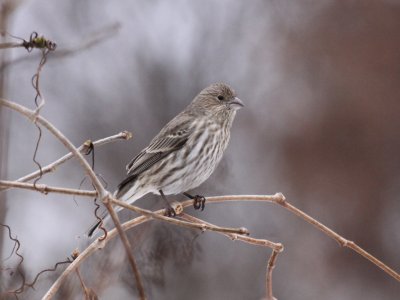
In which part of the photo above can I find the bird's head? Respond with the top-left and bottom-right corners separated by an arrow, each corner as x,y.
190,83 -> 244,122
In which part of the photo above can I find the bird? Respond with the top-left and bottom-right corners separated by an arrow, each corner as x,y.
88,83 -> 244,237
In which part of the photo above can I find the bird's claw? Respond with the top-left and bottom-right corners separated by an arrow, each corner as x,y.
164,206 -> 176,217
193,195 -> 206,211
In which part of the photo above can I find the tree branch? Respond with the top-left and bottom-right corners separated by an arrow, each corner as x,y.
2,171 -> 398,285
0,131 -> 131,192
0,180 -> 97,197
266,250 -> 279,300
111,197 -> 250,236
193,194 -> 400,282
0,98 -> 146,299
179,213 -> 283,252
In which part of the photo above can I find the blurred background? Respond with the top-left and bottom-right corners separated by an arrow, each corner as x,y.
1,0 -> 400,299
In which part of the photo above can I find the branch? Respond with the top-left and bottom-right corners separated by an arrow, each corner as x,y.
179,213 -> 282,300
179,213 -> 283,252
0,98 -> 146,299
0,180 -> 97,197
43,210 -> 155,300
3,171 -> 398,285
42,192 -> 400,297
43,203 -> 275,298
111,197 -> 250,236
102,196 -> 146,299
195,194 -> 400,282
266,250 -> 279,300
2,167 -> 398,286
0,98 -> 104,193
0,131 -> 132,192
274,196 -> 400,282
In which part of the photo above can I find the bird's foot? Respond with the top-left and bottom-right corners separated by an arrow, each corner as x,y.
183,192 -> 206,211
164,205 -> 176,217
160,189 -> 176,217
193,195 -> 206,211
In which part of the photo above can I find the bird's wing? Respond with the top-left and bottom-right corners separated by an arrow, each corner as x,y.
125,115 -> 193,177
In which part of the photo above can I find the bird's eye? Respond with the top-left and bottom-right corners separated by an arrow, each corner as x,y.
217,95 -> 224,101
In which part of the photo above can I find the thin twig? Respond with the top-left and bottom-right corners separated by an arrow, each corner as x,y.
0,223 -> 25,294
180,213 -> 282,300
76,267 -> 98,299
103,197 -> 146,299
43,212 -> 154,300
0,180 -> 97,197
110,197 -> 249,236
179,213 -> 283,252
266,250 -> 279,300
0,98 -> 104,192
0,131 -> 131,192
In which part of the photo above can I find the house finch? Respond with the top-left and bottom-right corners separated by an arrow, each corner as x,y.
88,83 -> 243,237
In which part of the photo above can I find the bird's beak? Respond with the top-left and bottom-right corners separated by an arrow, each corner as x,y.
229,97 -> 244,109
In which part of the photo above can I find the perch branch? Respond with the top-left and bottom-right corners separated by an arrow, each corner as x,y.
187,194 -> 400,282
42,192 -> 400,297
43,202 -> 277,298
111,197 -> 249,235
2,173 -> 398,285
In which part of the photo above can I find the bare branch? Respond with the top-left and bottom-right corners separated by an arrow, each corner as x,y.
111,197 -> 250,236
0,131 -> 132,192
0,98 -> 145,299
43,203 -> 260,298
195,194 -> 400,282
274,196 -> 400,282
266,250 -> 279,300
103,197 -> 146,299
180,213 -> 282,300
42,192 -> 400,298
179,213 -> 283,252
2,164 -> 398,285
3,170 -> 398,285
0,98 -> 104,193
0,180 -> 97,197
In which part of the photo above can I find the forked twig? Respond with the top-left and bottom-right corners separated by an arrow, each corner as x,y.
111,197 -> 249,236
0,98 -> 145,300
179,213 -> 283,251
1,173 -> 398,287
0,131 -> 131,192
180,213 -> 282,299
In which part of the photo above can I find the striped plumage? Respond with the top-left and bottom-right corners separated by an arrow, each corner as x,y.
88,83 -> 243,237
